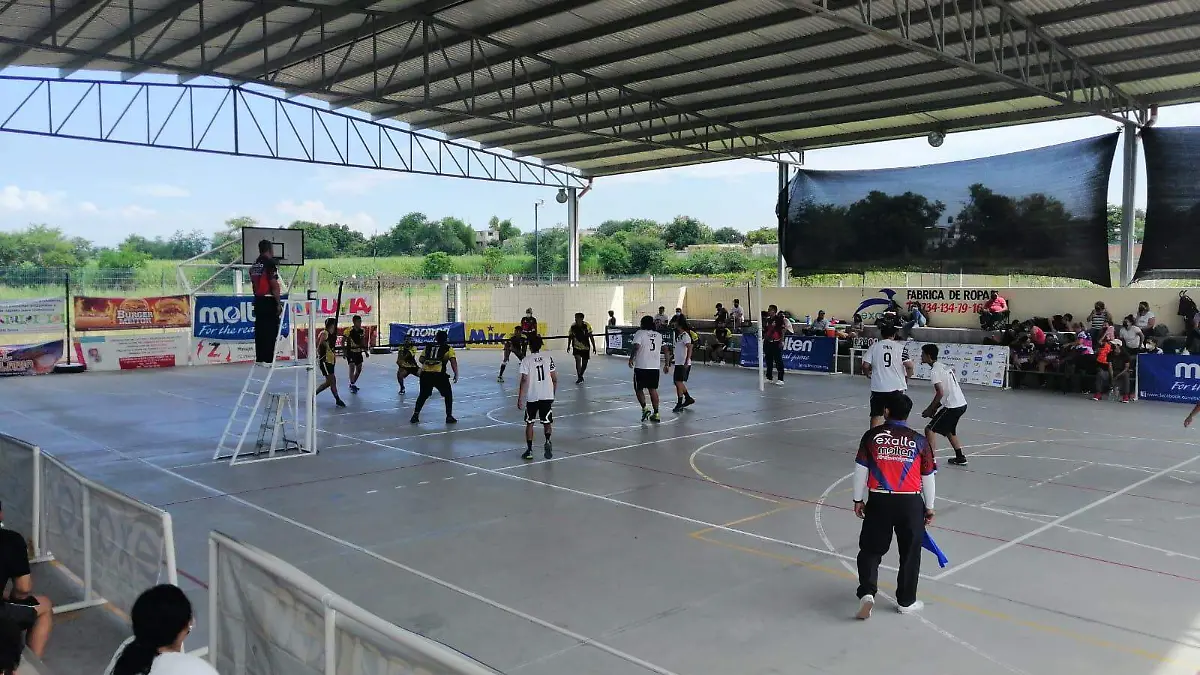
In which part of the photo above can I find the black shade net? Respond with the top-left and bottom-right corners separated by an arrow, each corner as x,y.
780,133 -> 1119,286
1134,126 -> 1200,281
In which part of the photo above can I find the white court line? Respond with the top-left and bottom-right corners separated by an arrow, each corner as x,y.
934,446 -> 1200,580
965,416 -> 1200,448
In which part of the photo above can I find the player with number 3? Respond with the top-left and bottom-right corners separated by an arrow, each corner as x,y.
629,315 -> 663,423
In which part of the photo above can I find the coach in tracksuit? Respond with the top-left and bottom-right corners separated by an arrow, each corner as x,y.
852,393 -> 937,620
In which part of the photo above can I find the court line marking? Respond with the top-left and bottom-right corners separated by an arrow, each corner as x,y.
0,409 -> 682,675
935,447 -> 1200,580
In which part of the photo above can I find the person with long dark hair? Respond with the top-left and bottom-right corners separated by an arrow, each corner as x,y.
103,584 -> 216,675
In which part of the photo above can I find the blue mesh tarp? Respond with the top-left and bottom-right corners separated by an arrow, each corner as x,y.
1134,126 -> 1200,281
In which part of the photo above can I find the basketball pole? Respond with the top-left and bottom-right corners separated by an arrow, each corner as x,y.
756,271 -> 765,392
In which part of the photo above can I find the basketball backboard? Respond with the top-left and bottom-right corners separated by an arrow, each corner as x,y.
241,227 -> 305,266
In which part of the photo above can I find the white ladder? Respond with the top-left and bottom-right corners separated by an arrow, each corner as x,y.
214,302 -> 292,462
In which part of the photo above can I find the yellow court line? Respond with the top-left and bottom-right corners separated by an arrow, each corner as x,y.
690,503 -> 800,538
689,532 -> 1200,669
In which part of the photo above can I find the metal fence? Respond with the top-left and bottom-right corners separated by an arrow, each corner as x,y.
209,530 -> 500,675
0,434 -> 178,617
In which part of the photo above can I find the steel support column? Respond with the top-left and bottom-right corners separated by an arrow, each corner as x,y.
777,162 -> 790,288
567,188 -> 580,285
1120,122 -> 1139,286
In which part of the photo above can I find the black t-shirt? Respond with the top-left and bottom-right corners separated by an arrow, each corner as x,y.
716,307 -> 729,324
0,528 -> 30,595
346,326 -> 366,353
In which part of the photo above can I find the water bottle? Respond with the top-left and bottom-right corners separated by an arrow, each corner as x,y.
804,314 -> 810,324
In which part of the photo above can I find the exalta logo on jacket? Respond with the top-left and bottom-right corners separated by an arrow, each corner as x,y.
873,429 -> 918,452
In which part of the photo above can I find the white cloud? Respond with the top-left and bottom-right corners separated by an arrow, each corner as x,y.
120,205 -> 157,218
275,199 -> 376,231
134,184 -> 190,198
78,201 -> 99,214
0,186 -> 56,213
321,169 -> 404,195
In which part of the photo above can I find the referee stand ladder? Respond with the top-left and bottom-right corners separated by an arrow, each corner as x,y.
213,300 -> 319,466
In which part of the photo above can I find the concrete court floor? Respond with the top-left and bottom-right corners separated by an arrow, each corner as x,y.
1,349 -> 1200,675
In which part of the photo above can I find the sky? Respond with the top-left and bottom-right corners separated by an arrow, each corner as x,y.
1,68 -> 1196,248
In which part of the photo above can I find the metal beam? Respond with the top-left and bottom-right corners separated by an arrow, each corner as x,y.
323,0 -> 605,106
772,0 -> 1141,123
130,0 -> 292,76
0,0 -> 111,68
443,0 -> 1152,139
1120,122 -> 1138,286
0,75 -> 587,188
56,0 -> 199,75
502,35 -> 1196,159
359,0 -> 728,113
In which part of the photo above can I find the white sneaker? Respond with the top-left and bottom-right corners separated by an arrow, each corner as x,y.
897,600 -> 924,614
766,378 -> 774,384
773,379 -> 785,386
855,595 -> 874,620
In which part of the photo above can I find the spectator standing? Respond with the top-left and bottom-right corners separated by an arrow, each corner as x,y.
1095,339 -> 1131,402
653,307 -> 669,329
978,291 -> 1008,330
0,502 -> 51,659
715,303 -> 729,325
1119,315 -> 1144,352
607,310 -> 616,327
103,584 -> 217,675
1087,301 -> 1114,345
729,299 -> 744,327
519,308 -> 538,335
763,306 -> 789,386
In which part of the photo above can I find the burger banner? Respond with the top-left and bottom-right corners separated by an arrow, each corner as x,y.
74,295 -> 191,331
0,298 -> 66,335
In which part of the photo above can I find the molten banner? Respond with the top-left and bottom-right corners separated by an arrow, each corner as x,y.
193,295 -> 290,341
781,134 -> 1118,286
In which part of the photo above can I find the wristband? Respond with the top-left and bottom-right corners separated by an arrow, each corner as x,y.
853,499 -> 864,504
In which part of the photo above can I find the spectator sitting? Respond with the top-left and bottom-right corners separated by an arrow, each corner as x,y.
905,302 -> 928,331
712,322 -> 732,365
1095,338 -> 1132,402
714,303 -> 728,325
1051,314 -> 1071,332
653,307 -> 668,329
979,291 -> 1009,330
0,501 -> 51,658
1143,337 -> 1164,354
1087,301 -> 1114,345
1025,319 -> 1046,348
729,299 -> 744,327
1134,301 -> 1165,338
842,313 -> 865,339
103,584 -> 217,675
674,308 -> 684,324
1119,315 -> 1144,352
808,310 -> 829,335
1072,323 -> 1094,355
607,310 -> 616,327
877,301 -> 903,329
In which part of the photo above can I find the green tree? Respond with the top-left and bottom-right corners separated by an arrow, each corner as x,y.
527,226 -> 568,276
289,221 -> 368,258
482,246 -> 504,274
489,215 -> 520,242
745,227 -> 778,245
712,227 -> 745,244
663,215 -> 712,250
0,225 -> 86,267
421,252 -> 454,278
1106,203 -> 1146,244
626,234 -> 667,274
596,240 -> 631,275
212,217 -> 257,263
386,213 -> 429,255
596,218 -> 662,238
167,229 -> 209,259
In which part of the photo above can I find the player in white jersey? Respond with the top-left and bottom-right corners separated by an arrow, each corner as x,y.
668,317 -> 696,413
861,323 -> 913,428
518,335 -> 557,460
629,315 -> 663,423
919,343 -> 969,466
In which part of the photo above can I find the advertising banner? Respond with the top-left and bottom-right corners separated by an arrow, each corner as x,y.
0,340 -> 63,376
388,322 -> 465,346
909,341 -> 1008,388
193,295 -> 289,341
290,294 -> 375,323
74,295 -> 190,331
0,298 -> 66,335
466,322 -> 511,349
739,335 -> 836,373
193,338 -> 292,366
74,334 -> 190,371
1137,354 -> 1200,403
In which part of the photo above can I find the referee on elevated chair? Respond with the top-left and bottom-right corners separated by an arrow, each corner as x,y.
249,239 -> 282,364
852,394 -> 937,620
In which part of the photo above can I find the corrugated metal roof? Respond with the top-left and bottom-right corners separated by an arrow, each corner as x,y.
2,0 -> 1197,176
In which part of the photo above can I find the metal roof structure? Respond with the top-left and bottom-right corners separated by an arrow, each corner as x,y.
2,0 -> 1198,179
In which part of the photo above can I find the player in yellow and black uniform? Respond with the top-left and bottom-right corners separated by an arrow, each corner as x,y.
567,312 -> 596,384
344,314 -> 369,393
395,335 -> 419,394
315,317 -> 346,407
411,330 -> 459,424
498,325 -> 529,382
